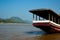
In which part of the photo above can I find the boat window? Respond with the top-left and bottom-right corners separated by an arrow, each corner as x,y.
33,14 -> 47,21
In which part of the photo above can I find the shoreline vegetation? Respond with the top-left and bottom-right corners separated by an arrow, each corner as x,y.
0,17 -> 31,24
0,23 -> 32,25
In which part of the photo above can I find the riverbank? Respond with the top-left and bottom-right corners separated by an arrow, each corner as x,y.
0,23 -> 32,25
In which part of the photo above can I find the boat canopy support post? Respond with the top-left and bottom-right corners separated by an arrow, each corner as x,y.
36,14 -> 37,20
33,14 -> 38,20
58,19 -> 59,24
33,14 -> 43,21
39,16 -> 40,20
49,13 -> 50,20
52,15 -> 53,22
33,14 -> 34,20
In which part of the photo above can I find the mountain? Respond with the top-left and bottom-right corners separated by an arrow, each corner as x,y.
5,17 -> 25,23
7,17 -> 25,23
0,17 -> 31,23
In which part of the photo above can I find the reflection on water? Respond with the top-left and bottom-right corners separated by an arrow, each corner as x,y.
25,31 -> 45,35
0,24 -> 60,40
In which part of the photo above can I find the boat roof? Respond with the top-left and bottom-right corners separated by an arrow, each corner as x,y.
29,9 -> 60,19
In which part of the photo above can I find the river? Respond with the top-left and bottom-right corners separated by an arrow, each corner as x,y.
0,23 -> 60,40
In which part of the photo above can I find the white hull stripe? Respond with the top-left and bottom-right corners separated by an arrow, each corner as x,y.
33,20 -> 60,26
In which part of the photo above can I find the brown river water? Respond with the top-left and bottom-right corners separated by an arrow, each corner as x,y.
0,23 -> 60,40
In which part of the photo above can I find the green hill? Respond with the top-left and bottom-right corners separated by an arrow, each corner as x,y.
0,17 -> 25,23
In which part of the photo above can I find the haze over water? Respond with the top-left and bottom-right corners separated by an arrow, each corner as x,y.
0,24 -> 60,40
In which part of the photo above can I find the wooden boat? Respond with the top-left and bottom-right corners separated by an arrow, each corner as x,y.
29,9 -> 60,33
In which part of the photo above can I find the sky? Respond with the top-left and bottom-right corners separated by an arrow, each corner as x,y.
0,0 -> 60,21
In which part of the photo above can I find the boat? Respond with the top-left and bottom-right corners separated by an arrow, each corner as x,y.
29,9 -> 60,33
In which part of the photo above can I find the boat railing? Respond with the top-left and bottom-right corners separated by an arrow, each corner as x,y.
33,20 -> 60,26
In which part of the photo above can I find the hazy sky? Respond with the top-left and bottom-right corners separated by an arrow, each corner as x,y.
0,0 -> 60,21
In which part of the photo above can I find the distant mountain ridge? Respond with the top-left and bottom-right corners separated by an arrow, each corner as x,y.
0,17 -> 31,23
7,17 -> 24,23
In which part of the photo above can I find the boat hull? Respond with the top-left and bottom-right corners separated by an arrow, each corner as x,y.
33,22 -> 60,33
